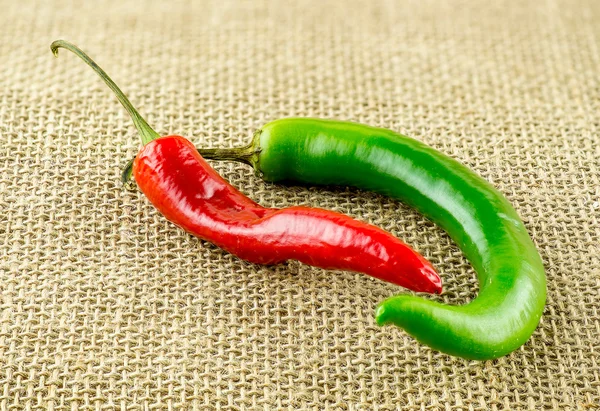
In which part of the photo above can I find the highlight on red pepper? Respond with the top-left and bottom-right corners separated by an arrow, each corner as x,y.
50,40 -> 442,294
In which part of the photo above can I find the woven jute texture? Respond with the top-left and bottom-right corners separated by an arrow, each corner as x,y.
1,0 -> 599,409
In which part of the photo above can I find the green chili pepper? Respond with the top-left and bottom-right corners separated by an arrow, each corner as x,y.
196,118 -> 547,360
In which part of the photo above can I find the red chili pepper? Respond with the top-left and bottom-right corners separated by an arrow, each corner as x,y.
136,135 -> 441,292
51,40 -> 442,294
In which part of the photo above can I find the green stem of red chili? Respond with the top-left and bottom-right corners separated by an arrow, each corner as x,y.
50,40 -> 160,146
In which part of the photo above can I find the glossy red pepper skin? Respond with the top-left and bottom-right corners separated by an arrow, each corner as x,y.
133,135 -> 441,293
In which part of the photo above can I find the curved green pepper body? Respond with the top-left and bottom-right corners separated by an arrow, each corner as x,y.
250,118 -> 546,360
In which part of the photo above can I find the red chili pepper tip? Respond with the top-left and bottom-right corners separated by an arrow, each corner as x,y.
420,265 -> 443,294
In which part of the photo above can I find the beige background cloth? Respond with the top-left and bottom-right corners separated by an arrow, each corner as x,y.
1,0 -> 599,409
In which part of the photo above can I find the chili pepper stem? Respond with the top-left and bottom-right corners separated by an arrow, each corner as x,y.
50,40 -> 160,146
197,129 -> 262,166
197,143 -> 257,166
122,137 -> 260,186
122,141 -> 259,186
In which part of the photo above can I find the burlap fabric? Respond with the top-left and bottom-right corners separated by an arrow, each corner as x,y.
1,0 -> 598,409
